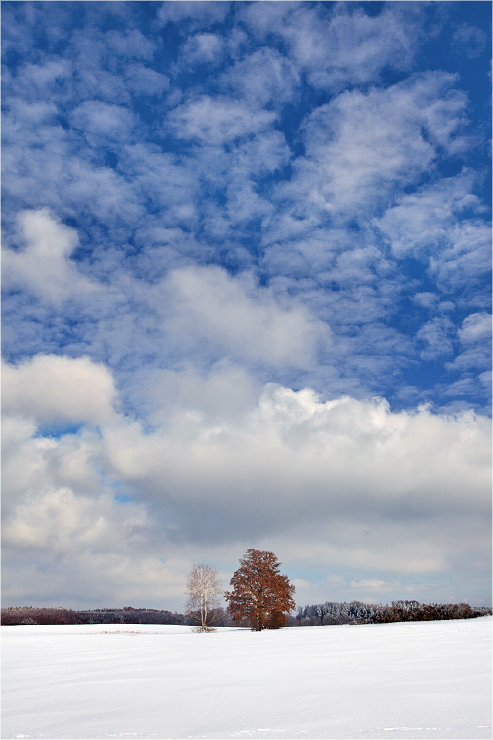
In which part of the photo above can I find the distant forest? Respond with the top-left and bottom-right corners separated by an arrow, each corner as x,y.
293,600 -> 491,625
2,600 -> 491,626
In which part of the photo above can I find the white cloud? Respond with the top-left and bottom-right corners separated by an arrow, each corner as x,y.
416,317 -> 455,361
119,145 -> 199,228
2,364 -> 490,608
272,73 -> 468,224
2,209 -> 96,305
429,221 -> 492,291
2,487 -> 143,553
413,293 -> 439,310
1,416 -> 49,514
350,579 -> 390,592
224,178 -> 273,225
156,2 -> 230,31
104,28 -> 156,60
3,100 -> 146,227
220,47 -> 300,106
161,265 -> 328,368
1,547 -> 190,609
180,33 -> 224,66
478,371 -> 492,391
452,22 -> 487,60
65,160 -> 145,228
6,98 -> 59,125
166,97 -> 277,145
233,130 -> 290,177
445,346 -> 492,375
100,385 -> 491,552
328,247 -> 382,287
375,171 -> 486,260
69,100 -> 136,142
241,3 -> 422,90
1,354 -> 118,425
125,65 -> 169,96
458,313 -> 492,345
144,363 -> 259,425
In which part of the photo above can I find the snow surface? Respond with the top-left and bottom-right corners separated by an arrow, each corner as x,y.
2,617 -> 491,740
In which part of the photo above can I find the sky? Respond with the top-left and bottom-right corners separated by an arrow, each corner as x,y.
1,1 -> 491,612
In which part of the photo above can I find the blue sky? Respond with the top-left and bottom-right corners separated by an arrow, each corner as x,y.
2,1 -> 491,611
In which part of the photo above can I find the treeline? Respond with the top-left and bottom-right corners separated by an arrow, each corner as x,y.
0,605 -> 231,627
2,600 -> 491,627
1,606 -> 185,626
75,607 -> 185,625
1,606 -> 80,625
294,600 -> 492,626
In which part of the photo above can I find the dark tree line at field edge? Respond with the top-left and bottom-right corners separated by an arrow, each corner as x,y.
2,600 -> 490,626
294,599 -> 491,625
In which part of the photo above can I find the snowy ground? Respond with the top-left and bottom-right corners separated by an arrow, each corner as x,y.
1,617 -> 491,740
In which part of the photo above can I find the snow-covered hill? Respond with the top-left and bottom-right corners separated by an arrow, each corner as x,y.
2,617 -> 491,739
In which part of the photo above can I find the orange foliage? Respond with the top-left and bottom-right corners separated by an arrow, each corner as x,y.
225,549 -> 295,631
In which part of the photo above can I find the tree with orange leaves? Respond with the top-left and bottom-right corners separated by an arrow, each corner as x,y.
225,549 -> 295,631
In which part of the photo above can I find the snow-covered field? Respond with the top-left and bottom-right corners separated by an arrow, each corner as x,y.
2,617 -> 491,740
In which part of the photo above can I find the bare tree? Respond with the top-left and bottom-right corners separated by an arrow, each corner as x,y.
185,563 -> 223,632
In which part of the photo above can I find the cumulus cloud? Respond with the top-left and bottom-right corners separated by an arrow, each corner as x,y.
458,313 -> 492,344
166,96 -> 277,145
69,100 -> 136,143
220,47 -> 300,106
2,487 -> 147,554
413,293 -> 439,310
161,265 -> 328,367
429,221 -> 492,291
350,579 -> 392,592
2,209 -> 96,305
2,373 -> 490,607
452,22 -> 487,59
156,1 -> 230,31
124,64 -> 169,97
416,317 -> 455,361
100,386 -> 491,550
1,354 -> 118,425
104,28 -> 156,60
0,419 -> 174,604
241,3 -> 421,89
375,172 -> 483,259
445,312 -> 492,379
374,172 -> 491,296
180,33 -> 225,66
269,73 -> 469,226
144,363 -> 259,425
